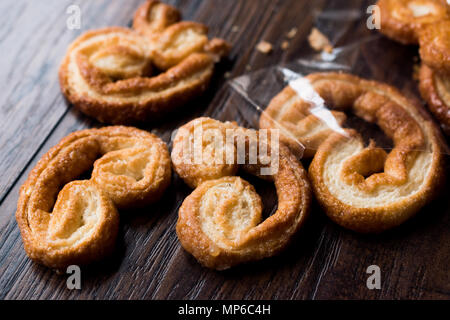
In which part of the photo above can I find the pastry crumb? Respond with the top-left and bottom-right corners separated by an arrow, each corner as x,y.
246,64 -> 252,71
308,28 -> 333,53
224,72 -> 231,79
231,25 -> 239,33
281,41 -> 290,50
286,27 -> 298,39
256,41 -> 273,54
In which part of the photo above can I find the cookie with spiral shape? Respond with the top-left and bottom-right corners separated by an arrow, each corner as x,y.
377,0 -> 449,44
172,117 -> 311,270
16,126 -> 171,269
59,0 -> 230,124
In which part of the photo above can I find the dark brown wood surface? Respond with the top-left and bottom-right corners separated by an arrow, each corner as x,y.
0,0 -> 449,300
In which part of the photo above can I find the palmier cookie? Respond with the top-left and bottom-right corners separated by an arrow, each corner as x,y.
16,126 -> 171,269
419,64 -> 450,135
260,77 -> 346,158
59,0 -> 231,124
172,117 -> 311,270
377,0 -> 449,45
271,72 -> 444,233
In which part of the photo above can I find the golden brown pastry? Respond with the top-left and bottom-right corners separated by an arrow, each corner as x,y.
377,0 -> 449,44
292,73 -> 445,233
376,0 -> 450,135
172,117 -> 311,270
418,20 -> 450,72
171,117 -> 239,188
419,64 -> 450,135
59,0 -> 230,124
16,126 -> 171,269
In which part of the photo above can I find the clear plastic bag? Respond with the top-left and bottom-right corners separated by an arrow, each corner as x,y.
170,7 -> 448,233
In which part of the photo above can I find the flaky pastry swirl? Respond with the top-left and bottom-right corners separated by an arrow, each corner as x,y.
16,126 -> 171,268
59,0 -> 230,124
418,20 -> 450,73
419,64 -> 450,135
172,117 -> 311,270
171,117 -> 239,188
260,81 -> 346,158
376,0 -> 450,133
261,73 -> 446,233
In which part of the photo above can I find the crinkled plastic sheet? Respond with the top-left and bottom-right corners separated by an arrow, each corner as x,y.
218,8 -> 450,158
168,6 -> 449,232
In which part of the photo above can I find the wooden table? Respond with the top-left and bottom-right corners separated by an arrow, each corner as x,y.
1,0 -> 449,300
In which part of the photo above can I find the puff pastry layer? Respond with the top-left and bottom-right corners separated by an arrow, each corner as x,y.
172,117 -> 311,269
260,79 -> 346,158
418,20 -> 450,73
376,0 -> 450,134
171,117 -> 239,188
419,64 -> 450,135
260,72 -> 446,232
59,0 -> 230,124
16,126 -> 171,268
377,0 -> 449,44
299,73 -> 445,233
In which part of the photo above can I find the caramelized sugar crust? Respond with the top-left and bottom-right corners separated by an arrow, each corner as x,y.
419,64 -> 450,135
172,117 -> 311,270
261,72 -> 446,232
418,20 -> 450,72
377,0 -> 449,44
16,126 -> 171,268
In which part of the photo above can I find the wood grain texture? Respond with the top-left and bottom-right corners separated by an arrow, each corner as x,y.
0,0 -> 449,300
